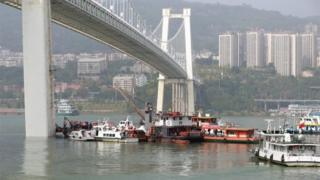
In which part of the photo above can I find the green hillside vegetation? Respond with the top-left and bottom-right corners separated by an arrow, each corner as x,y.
194,62 -> 320,114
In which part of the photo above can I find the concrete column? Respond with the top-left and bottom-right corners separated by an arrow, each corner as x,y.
264,102 -> 267,112
156,74 -> 165,113
156,9 -> 171,113
22,0 -> 55,137
187,80 -> 195,115
171,83 -> 175,112
184,9 -> 195,116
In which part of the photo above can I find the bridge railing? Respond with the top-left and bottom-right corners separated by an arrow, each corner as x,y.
66,0 -> 175,62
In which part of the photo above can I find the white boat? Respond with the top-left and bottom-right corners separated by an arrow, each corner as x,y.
56,99 -> 79,116
255,133 -> 320,167
94,123 -> 139,143
69,129 -> 95,141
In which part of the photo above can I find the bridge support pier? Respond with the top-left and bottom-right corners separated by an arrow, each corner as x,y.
156,75 -> 165,113
156,8 -> 195,116
22,0 -> 55,137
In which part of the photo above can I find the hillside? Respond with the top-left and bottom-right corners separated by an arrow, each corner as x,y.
0,0 -> 317,53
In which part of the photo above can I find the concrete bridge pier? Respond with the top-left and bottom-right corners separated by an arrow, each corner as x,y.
22,0 -> 55,137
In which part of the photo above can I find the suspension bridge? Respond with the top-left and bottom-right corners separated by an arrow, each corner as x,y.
0,0 -> 196,137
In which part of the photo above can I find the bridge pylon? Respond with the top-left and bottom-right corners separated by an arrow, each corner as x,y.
156,8 -> 195,116
22,0 -> 55,137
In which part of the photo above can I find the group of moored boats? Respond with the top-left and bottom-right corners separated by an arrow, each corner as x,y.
56,108 -> 320,167
57,111 -> 260,144
58,118 -> 144,143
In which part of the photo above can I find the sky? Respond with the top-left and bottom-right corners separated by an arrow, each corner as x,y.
188,0 -> 320,17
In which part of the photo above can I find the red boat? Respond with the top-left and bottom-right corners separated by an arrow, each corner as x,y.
203,127 -> 258,144
192,114 -> 259,144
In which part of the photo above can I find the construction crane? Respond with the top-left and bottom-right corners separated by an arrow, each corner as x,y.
112,86 -> 145,121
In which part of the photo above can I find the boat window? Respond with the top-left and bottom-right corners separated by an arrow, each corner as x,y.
179,117 -> 183,120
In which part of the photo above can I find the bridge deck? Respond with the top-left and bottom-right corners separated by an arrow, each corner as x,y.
0,0 -> 187,79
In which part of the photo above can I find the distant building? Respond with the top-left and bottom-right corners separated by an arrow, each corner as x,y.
135,74 -> 148,87
195,50 -> 213,59
237,32 -> 245,67
54,82 -> 81,93
77,57 -> 108,80
246,31 -> 265,68
317,54 -> 320,67
305,23 -> 318,34
291,34 -> 303,77
266,33 -> 302,77
130,61 -> 154,74
301,33 -> 317,68
0,48 -> 23,67
53,53 -> 76,68
301,70 -> 314,78
113,74 -> 135,96
219,32 -> 240,68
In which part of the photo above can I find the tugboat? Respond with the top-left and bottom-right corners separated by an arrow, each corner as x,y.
56,99 -> 79,116
143,104 -> 203,143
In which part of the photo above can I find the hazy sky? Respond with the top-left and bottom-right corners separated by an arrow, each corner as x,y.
188,0 -> 320,17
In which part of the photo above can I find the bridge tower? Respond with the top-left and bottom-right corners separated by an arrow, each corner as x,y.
22,0 -> 55,137
156,8 -> 195,116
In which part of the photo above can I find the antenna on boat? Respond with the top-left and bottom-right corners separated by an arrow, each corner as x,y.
265,119 -> 274,133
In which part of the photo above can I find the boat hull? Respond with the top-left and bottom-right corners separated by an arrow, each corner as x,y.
204,136 -> 259,144
57,111 -> 80,116
257,149 -> 320,167
95,137 -> 139,143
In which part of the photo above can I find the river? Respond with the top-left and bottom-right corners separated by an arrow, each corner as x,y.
0,114 -> 319,180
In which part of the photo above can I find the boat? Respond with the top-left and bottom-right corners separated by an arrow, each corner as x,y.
93,122 -> 139,143
118,117 -> 147,142
146,112 -> 203,143
297,112 -> 320,133
192,113 -> 259,144
69,129 -> 95,141
255,132 -> 320,167
56,99 -> 79,116
203,127 -> 259,143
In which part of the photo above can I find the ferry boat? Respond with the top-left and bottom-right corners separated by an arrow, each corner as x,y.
192,114 -> 259,144
69,129 -> 95,141
56,99 -> 79,116
147,112 -> 203,143
255,132 -> 320,167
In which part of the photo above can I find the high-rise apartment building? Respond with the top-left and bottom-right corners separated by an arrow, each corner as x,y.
219,32 -> 240,68
301,33 -> 317,68
246,31 -> 265,68
266,33 -> 302,77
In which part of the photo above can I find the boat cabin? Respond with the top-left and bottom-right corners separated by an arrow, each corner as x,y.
225,128 -> 255,138
154,112 -> 192,127
192,116 -> 217,128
